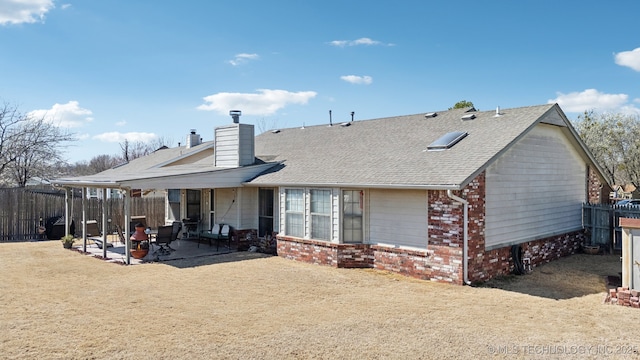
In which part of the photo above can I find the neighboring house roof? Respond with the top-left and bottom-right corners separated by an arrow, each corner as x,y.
26,176 -> 51,186
250,103 -> 607,190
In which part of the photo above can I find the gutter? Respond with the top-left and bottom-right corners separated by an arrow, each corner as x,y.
447,190 -> 471,285
243,182 -> 463,191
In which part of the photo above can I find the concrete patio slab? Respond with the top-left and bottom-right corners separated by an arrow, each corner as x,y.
73,235 -> 234,265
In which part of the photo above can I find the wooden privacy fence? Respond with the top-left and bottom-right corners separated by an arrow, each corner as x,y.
583,203 -> 640,251
0,188 -> 165,242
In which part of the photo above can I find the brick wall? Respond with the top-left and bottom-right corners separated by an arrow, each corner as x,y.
276,170 -> 589,285
468,230 -> 586,282
372,245 -> 461,283
587,165 -> 606,204
277,236 -> 338,266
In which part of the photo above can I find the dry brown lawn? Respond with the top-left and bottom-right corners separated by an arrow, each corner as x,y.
1,241 -> 640,359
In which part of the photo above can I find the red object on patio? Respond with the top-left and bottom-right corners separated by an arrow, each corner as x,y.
130,223 -> 148,241
130,223 -> 149,259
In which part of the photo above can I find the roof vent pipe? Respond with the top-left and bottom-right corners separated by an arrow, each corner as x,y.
494,106 -> 502,117
350,111 -> 355,122
229,110 -> 241,124
329,110 -> 333,126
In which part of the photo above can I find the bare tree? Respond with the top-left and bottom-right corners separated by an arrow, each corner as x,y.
256,117 -> 280,134
88,154 -> 121,173
120,137 -> 174,162
148,136 -> 173,151
573,110 -> 640,187
0,102 -> 75,187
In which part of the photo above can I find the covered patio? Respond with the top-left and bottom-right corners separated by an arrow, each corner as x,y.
74,233 -> 236,265
51,155 -> 276,265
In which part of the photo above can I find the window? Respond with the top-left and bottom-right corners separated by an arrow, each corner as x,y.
342,190 -> 363,243
427,131 -> 468,151
167,189 -> 180,221
285,189 -> 304,237
186,189 -> 201,221
311,189 -> 331,240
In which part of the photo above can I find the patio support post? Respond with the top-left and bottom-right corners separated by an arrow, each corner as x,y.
102,188 -> 108,259
64,187 -> 71,236
82,187 -> 87,253
124,189 -> 131,264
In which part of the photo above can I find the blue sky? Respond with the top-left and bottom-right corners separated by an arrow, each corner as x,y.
1,0 -> 640,163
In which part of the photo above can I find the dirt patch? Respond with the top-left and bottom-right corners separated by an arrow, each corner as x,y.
1,242 -> 638,359
481,253 -> 621,299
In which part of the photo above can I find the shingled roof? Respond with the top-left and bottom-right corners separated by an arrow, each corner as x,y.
250,103 -> 593,190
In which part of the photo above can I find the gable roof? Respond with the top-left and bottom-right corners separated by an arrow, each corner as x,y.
250,103 -> 607,190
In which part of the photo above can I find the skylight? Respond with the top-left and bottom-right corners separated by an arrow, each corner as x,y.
427,131 -> 468,151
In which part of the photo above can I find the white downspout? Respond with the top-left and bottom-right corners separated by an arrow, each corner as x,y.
447,190 -> 471,285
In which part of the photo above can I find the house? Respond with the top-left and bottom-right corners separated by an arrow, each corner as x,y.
610,184 -> 638,202
52,103 -> 610,284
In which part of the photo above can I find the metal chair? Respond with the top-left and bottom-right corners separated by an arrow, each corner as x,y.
153,225 -> 174,256
217,224 -> 231,250
170,221 -> 182,245
198,223 -> 220,248
83,220 -> 113,249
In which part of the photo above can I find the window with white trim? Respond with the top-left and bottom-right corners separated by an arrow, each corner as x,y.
310,189 -> 331,240
285,189 -> 304,237
342,190 -> 363,243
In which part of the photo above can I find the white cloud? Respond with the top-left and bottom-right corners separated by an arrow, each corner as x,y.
61,3 -> 71,10
614,48 -> 640,72
93,131 -> 157,143
28,101 -> 93,128
340,75 -> 373,85
329,37 -> 393,47
115,120 -> 127,127
549,88 -> 640,115
228,53 -> 259,66
0,0 -> 54,25
197,89 -> 317,115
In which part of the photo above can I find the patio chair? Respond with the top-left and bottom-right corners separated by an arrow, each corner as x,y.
170,221 -> 182,247
198,223 -> 220,248
153,225 -> 174,256
217,224 -> 232,251
83,220 -> 113,249
199,224 -> 231,251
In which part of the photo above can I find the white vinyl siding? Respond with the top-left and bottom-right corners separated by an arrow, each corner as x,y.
238,187 -> 258,229
215,188 -> 238,224
214,123 -> 255,168
369,189 -> 428,249
485,124 -> 586,248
